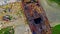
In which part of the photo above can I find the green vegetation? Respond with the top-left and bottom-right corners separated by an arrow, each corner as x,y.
52,24 -> 60,34
0,26 -> 14,34
49,0 -> 60,5
9,15 -> 13,20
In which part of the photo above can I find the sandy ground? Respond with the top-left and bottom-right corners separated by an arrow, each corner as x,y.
40,0 -> 60,27
14,25 -> 32,34
0,1 -> 32,34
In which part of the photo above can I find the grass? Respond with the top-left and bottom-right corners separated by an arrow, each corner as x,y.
52,24 -> 60,34
49,0 -> 60,5
0,26 -> 14,34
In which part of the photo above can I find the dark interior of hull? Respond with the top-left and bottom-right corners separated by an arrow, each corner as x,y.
34,17 -> 43,24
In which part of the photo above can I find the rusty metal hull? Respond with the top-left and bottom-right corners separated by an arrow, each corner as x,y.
22,0 -> 51,34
